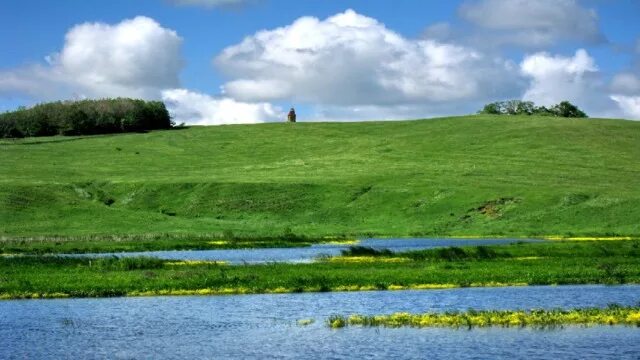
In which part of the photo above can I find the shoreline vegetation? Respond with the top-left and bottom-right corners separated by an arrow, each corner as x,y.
327,305 -> 640,329
1,240 -> 639,300
0,233 -> 635,255
0,233 -> 345,255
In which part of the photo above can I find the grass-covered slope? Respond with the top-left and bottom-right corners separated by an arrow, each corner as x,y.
1,115 -> 639,239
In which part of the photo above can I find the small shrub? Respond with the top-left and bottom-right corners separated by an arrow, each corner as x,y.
341,246 -> 393,257
433,247 -> 468,261
160,208 -> 177,216
562,193 -> 590,206
475,246 -> 498,259
92,256 -> 164,271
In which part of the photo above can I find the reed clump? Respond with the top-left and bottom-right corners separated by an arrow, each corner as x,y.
341,246 -> 393,257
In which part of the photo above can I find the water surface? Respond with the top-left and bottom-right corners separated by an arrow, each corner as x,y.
1,285 -> 639,359
67,237 -> 542,263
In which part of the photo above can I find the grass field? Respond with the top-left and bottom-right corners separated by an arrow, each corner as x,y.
1,115 -> 639,242
1,240 -> 639,299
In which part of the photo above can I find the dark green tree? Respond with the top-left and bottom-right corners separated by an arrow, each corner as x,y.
479,102 -> 501,114
551,101 -> 588,118
0,98 -> 174,138
478,100 -> 588,118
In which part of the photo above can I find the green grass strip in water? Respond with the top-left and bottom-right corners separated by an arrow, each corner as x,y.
327,305 -> 640,329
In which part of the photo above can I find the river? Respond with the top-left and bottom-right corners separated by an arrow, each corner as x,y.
2,285 -> 639,359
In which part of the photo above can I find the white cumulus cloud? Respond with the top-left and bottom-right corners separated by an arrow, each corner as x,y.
459,0 -> 604,47
0,16 -> 183,100
162,88 -> 284,125
610,95 -> 640,120
520,49 -> 600,107
215,9 -> 521,107
519,49 -> 637,119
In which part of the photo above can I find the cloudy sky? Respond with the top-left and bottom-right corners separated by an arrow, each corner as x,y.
1,0 -> 640,123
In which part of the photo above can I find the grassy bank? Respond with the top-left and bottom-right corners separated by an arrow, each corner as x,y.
1,240 -> 639,299
327,305 -> 640,329
2,115 -> 639,241
0,233 -> 342,254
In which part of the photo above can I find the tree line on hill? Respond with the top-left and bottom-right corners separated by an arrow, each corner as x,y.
479,100 -> 588,118
0,98 -> 173,138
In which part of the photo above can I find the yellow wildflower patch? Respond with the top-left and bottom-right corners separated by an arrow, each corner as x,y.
512,256 -> 544,261
409,284 -> 459,290
322,239 -> 360,245
127,287 -> 253,297
625,311 -> 640,324
469,282 -> 528,287
323,256 -> 410,263
265,287 -> 291,294
333,285 -> 363,292
208,240 -> 229,245
387,285 -> 405,290
545,236 -> 633,241
164,260 -> 228,266
329,306 -> 640,328
297,319 -> 315,326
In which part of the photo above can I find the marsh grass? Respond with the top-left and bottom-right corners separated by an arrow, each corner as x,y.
353,244 -> 503,261
1,240 -> 640,299
341,246 -> 393,256
380,240 -> 639,262
0,232 -> 333,254
91,257 -> 165,271
327,305 -> 640,329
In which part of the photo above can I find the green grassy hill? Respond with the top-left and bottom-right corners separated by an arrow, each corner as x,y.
1,115 -> 639,239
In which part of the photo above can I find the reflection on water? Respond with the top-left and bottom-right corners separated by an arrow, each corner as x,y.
1,285 -> 639,359
67,238 -> 543,264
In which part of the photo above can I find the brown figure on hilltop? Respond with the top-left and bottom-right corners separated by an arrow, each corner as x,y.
287,107 -> 297,123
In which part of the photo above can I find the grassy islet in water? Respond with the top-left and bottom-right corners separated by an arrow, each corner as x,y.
328,305 -> 640,329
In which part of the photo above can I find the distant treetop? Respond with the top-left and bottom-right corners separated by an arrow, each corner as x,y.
479,100 -> 587,118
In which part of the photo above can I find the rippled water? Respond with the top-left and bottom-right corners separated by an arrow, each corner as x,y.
1,285 -> 639,359
67,238 -> 542,263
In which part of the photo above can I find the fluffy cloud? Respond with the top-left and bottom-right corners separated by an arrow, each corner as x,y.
610,95 -> 640,120
215,9 -> 521,107
0,15 -> 284,125
167,0 -> 249,8
307,102 -> 485,122
607,38 -> 640,119
518,49 -> 638,119
0,16 -> 183,100
459,0 -> 604,47
520,49 -> 600,106
162,88 -> 283,125
3,9 -> 636,124
611,73 -> 640,95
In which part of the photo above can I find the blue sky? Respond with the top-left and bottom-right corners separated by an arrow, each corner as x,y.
1,0 -> 640,122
